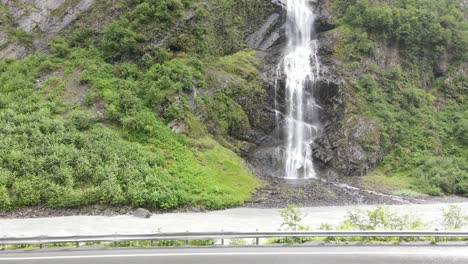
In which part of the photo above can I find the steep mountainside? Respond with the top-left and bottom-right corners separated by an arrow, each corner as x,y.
0,0 -> 276,210
0,0 -> 466,211
313,0 -> 467,196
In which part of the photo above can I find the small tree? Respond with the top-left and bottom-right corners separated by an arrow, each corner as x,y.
442,205 -> 467,230
278,204 -> 310,244
279,204 -> 309,231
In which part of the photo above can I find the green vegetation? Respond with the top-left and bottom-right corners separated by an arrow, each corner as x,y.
0,52 -> 260,210
1,0 -> 466,211
0,0 -> 273,211
442,205 -> 468,230
1,238 -> 216,251
278,204 -> 311,232
329,0 -> 467,195
274,204 -> 312,244
268,205 -> 467,245
0,4 -> 32,49
320,207 -> 426,243
334,206 -> 424,231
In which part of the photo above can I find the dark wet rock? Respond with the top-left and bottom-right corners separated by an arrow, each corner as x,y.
242,1 -> 386,180
243,176 -> 430,209
133,208 -> 151,219
315,6 -> 336,32
246,13 -> 281,50
313,115 -> 383,177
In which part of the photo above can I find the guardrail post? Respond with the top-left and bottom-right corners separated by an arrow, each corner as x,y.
186,230 -> 189,246
39,243 -> 43,249
150,240 -> 154,247
221,230 -> 224,246
255,229 -> 259,245
76,242 -> 80,248
434,229 -> 439,244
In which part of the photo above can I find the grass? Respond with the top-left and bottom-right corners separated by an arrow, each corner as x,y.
362,171 -> 425,197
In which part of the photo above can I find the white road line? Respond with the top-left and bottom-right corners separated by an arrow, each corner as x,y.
0,251 -> 467,260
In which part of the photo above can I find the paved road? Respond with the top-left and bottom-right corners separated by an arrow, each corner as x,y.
0,246 -> 467,264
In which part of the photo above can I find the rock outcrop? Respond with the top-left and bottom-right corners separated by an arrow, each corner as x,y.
0,0 -> 95,59
244,0 -> 384,179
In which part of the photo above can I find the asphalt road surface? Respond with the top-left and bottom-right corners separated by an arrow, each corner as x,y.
1,246 -> 467,264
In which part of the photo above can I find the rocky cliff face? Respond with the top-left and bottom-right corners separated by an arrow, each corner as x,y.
244,0 -> 384,179
0,0 -> 95,58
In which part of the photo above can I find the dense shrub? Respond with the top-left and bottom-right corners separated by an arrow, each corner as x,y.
342,0 -> 466,63
338,207 -> 424,231
0,44 -> 260,210
0,186 -> 11,210
442,205 -> 468,230
100,18 -> 144,60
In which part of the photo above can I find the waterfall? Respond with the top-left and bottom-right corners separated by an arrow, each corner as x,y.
276,0 -> 321,179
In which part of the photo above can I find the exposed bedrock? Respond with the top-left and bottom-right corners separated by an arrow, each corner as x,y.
0,0 -> 95,59
245,0 -> 383,179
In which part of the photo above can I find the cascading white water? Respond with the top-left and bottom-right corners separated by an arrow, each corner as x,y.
276,0 -> 321,179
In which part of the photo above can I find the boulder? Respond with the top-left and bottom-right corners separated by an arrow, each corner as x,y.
133,208 -> 151,219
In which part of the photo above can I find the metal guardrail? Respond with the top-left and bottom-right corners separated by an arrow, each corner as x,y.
1,231 -> 467,248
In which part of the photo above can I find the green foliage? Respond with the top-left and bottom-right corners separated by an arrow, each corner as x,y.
50,37 -> 70,58
279,204 -> 310,232
342,0 -> 466,63
0,46 -> 260,210
353,69 -> 467,195
189,239 -> 216,246
441,205 -> 468,230
317,207 -> 425,243
11,178 -> 42,207
329,0 -> 468,196
0,185 -> 11,210
100,18 -> 144,60
0,0 -> 271,213
339,207 -> 424,231
203,92 -> 250,138
275,205 -> 311,244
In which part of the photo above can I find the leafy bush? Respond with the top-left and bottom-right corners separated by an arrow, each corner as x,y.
338,207 -> 424,231
50,37 -> 70,58
279,204 -> 310,232
342,0 -> 466,62
318,207 -> 425,243
11,178 -> 42,207
100,18 -> 144,60
441,205 -> 468,230
0,186 -> 11,210
274,205 -> 311,244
